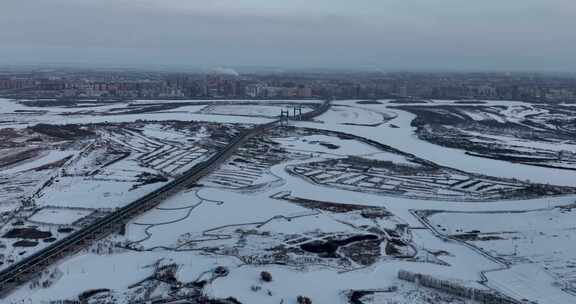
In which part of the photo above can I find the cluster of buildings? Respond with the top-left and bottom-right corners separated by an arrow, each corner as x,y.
1,70 -> 576,103
0,74 -> 314,100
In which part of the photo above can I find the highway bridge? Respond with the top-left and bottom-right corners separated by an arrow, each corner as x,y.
0,99 -> 330,296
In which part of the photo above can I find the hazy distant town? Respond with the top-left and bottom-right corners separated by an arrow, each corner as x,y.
2,69 -> 576,103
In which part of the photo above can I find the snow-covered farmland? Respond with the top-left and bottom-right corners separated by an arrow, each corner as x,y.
3,99 -> 576,304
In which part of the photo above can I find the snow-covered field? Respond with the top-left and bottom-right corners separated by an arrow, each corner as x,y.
0,150 -> 75,175
2,98 -> 576,304
424,207 -> 576,304
273,133 -> 382,157
0,99 -> 276,128
200,104 -> 314,118
28,207 -> 93,225
315,105 -> 394,126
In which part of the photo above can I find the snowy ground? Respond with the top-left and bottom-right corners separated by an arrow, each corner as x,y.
424,207 -> 576,303
2,99 -> 576,304
200,104 -> 314,118
28,207 -> 93,225
314,105 -> 395,127
0,99 -> 276,128
0,102 -> 248,274
298,99 -> 576,187
390,102 -> 576,171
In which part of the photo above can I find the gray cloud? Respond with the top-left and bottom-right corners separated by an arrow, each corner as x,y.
0,0 -> 575,71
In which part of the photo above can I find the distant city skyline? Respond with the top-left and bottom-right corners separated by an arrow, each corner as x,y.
1,0 -> 575,72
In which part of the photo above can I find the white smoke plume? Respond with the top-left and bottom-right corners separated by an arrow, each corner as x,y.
211,67 -> 240,76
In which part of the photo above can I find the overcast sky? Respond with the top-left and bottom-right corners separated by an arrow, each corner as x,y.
1,0 -> 575,71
